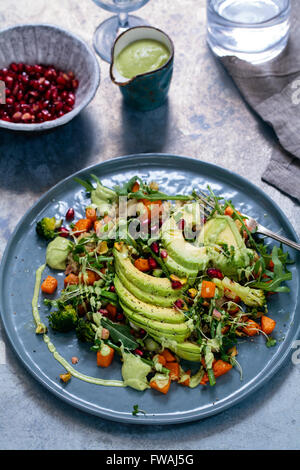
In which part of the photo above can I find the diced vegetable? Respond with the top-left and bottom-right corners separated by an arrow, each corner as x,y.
178,369 -> 191,386
161,349 -> 176,363
154,354 -> 167,367
41,275 -> 58,294
79,269 -> 100,285
261,315 -> 276,335
201,280 -> 216,298
85,207 -> 97,222
134,258 -> 150,272
150,373 -> 171,394
132,182 -> 140,193
64,273 -> 79,287
73,218 -> 93,235
97,345 -> 114,367
60,372 -> 72,383
241,317 -> 260,336
201,360 -> 232,385
165,362 -> 180,381
224,206 -> 234,217
106,303 -> 117,319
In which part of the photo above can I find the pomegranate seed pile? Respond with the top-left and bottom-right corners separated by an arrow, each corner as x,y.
0,63 -> 79,123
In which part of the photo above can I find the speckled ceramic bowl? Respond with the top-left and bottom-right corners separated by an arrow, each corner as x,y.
0,24 -> 100,131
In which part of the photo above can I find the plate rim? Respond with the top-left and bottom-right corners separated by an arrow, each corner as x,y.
0,153 -> 299,425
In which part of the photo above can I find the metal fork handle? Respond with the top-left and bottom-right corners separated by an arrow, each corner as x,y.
257,224 -> 300,251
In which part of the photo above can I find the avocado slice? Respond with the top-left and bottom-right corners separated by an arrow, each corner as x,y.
115,265 -> 178,308
163,254 -> 198,283
198,215 -> 255,277
161,217 -> 208,270
115,276 -> 185,324
149,334 -> 202,362
198,215 -> 244,249
114,248 -> 181,297
120,303 -> 191,342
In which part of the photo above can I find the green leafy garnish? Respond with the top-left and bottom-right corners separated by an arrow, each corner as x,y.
132,404 -> 146,416
266,337 -> 277,348
252,246 -> 292,292
101,317 -> 139,350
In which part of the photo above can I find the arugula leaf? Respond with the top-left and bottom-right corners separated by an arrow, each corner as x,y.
114,176 -> 145,197
101,317 -> 139,350
128,189 -> 193,201
74,177 -> 94,192
252,246 -> 292,292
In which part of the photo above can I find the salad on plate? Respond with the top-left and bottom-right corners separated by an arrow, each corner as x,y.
33,175 -> 293,394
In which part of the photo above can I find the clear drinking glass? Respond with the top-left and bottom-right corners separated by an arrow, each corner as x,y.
92,0 -> 150,63
207,0 -> 291,64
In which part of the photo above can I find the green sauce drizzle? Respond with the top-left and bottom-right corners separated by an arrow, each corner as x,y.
32,265 -> 125,388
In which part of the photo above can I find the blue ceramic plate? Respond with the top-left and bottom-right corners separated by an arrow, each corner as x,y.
0,154 -> 299,424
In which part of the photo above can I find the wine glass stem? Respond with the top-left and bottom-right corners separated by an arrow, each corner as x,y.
118,12 -> 129,28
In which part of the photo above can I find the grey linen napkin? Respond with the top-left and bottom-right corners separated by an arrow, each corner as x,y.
221,0 -> 300,202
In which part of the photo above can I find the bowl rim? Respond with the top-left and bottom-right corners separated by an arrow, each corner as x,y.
0,23 -> 101,131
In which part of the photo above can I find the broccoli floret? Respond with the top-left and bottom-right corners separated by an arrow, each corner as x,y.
76,318 -> 95,343
48,305 -> 78,332
213,277 -> 266,307
36,217 -> 61,240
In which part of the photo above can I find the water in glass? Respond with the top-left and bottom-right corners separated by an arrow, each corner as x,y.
207,0 -> 291,64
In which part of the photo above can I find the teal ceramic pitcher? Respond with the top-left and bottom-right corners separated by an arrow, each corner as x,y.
110,26 -> 174,111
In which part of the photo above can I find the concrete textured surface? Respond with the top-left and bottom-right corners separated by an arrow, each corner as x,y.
0,0 -> 299,450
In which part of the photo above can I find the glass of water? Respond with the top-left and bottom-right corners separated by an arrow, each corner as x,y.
92,0 -> 150,63
207,0 -> 291,64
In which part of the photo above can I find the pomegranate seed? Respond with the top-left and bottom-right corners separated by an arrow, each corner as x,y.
148,257 -> 157,269
151,241 -> 159,254
171,280 -> 182,290
134,348 -> 144,357
34,64 -> 43,74
139,329 -> 146,336
5,76 -> 14,88
54,101 -> 63,112
45,88 -> 52,100
21,112 -> 32,122
160,249 -> 168,259
5,97 -> 14,105
109,285 -> 116,292
10,63 -> 18,72
51,88 -> 58,100
65,208 -> 75,221
58,226 -> 69,237
178,219 -> 185,230
12,111 -> 22,122
174,299 -> 184,309
63,105 -> 72,113
207,268 -> 224,280
116,313 -> 124,322
57,75 -> 66,86
45,67 -> 57,80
